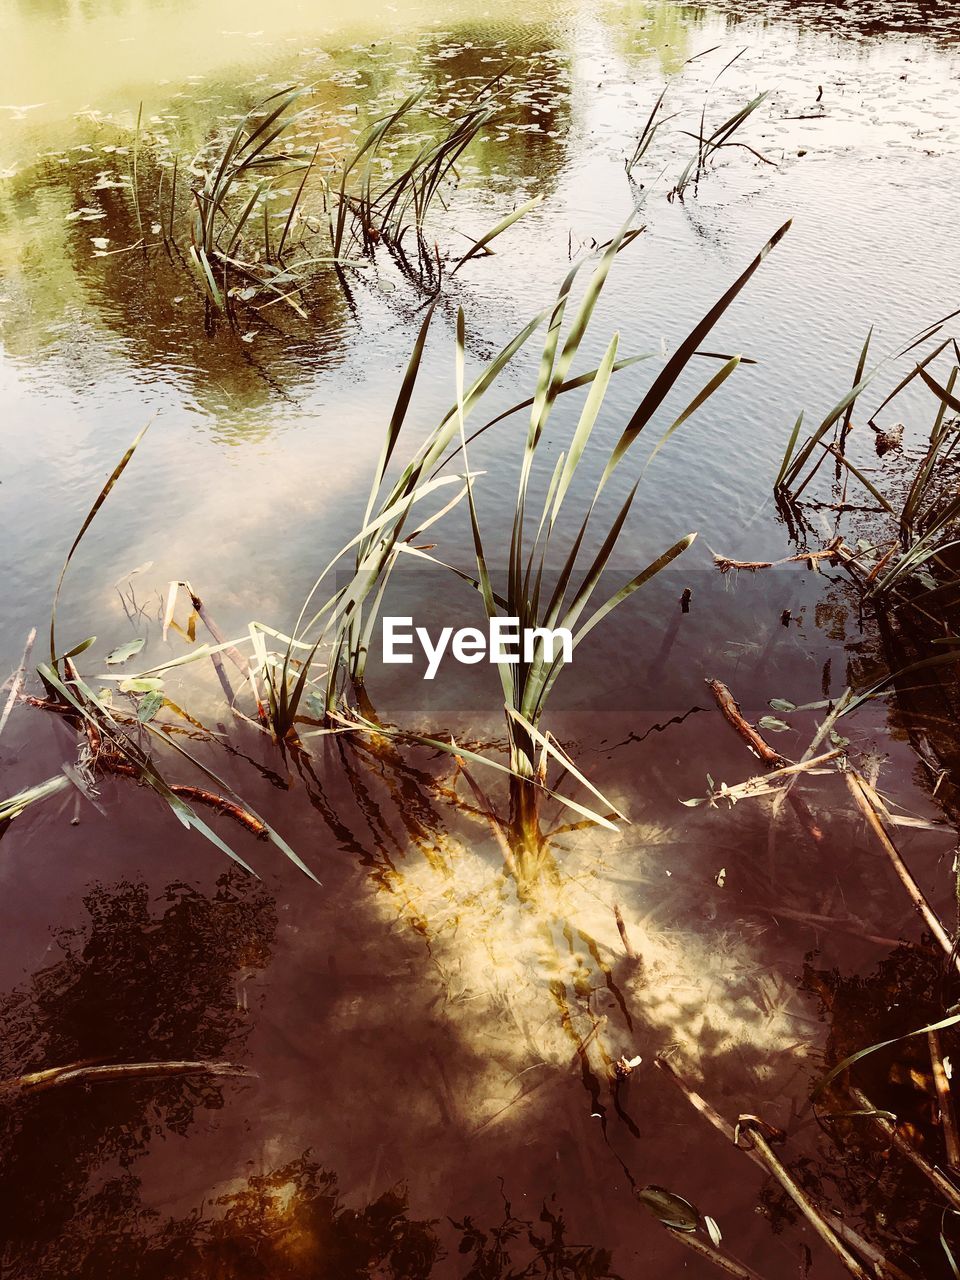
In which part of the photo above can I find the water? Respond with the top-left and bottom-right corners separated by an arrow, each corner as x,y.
1,1 -> 959,1275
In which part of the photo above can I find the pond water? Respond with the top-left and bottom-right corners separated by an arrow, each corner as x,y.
1,0 -> 959,1276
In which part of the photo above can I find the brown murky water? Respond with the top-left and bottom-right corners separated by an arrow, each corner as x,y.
2,0 -> 960,1276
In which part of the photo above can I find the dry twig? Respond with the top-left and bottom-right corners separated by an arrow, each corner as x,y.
0,628 -> 36,740
849,1085 -> 960,1214
713,537 -> 846,575
0,1058 -> 254,1099
736,1117 -> 871,1280
929,1029 -> 960,1170
654,1057 -> 914,1280
844,770 -> 959,974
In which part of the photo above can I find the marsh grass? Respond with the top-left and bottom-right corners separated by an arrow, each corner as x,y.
773,329 -> 960,833
248,217 -> 791,869
20,202 -> 789,879
775,320 -> 960,602
626,53 -> 773,204
25,424 -> 317,879
172,83 -> 522,321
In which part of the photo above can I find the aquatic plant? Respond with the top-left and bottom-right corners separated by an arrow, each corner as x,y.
182,83 -> 519,319
245,218 -> 791,864
16,425 -> 317,878
258,236 -> 650,750
187,86 -> 322,316
626,53 -> 774,204
450,218 -> 791,856
771,321 -> 960,818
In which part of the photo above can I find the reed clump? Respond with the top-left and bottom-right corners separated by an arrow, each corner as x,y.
166,84 -> 524,323
251,217 -> 790,868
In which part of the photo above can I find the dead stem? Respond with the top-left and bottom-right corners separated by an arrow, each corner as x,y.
713,537 -> 846,575
736,1118 -> 872,1280
929,1030 -> 960,1170
663,1226 -> 771,1280
0,628 -> 36,740
193,595 -> 249,676
734,749 -> 844,795
613,902 -> 637,959
707,678 -> 785,767
707,678 -> 827,849
20,696 -> 267,838
103,759 -> 268,838
747,903 -> 919,952
0,1059 -> 254,1099
654,1057 -> 914,1280
849,1085 -> 960,1214
844,770 -> 960,973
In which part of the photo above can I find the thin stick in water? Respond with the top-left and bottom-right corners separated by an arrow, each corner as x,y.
736,1119 -> 871,1280
1,1058 -> 253,1098
0,628 -> 37,740
930,1029 -> 960,1170
664,1225 -> 771,1280
845,769 -> 960,973
849,1085 -> 960,1214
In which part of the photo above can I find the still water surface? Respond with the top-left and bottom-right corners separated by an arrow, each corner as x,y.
1,0 -> 959,1274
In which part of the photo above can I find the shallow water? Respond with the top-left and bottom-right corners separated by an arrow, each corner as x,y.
1,0 -> 959,1276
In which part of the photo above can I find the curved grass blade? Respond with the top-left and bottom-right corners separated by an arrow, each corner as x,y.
50,422 -> 150,669
600,220 -> 790,491
814,1011 -> 960,1098
452,193 -> 544,274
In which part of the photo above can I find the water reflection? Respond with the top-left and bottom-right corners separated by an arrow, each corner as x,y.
699,0 -> 960,41
0,872 -> 275,1272
803,941 -> 960,1276
0,25 -> 573,424
3,0 -> 960,1271
8,1149 -> 621,1277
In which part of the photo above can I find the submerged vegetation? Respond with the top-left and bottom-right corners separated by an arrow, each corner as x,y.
4,18 -> 960,1280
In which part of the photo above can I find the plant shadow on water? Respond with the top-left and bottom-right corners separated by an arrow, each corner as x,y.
0,665 -> 853,1277
4,205 -> 934,1274
5,2 -> 960,1276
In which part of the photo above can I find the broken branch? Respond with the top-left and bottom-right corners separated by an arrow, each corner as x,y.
844,769 -> 959,973
0,1059 -> 254,1099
